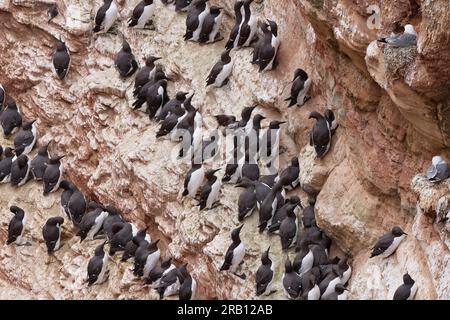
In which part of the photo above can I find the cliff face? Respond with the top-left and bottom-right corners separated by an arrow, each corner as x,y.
0,0 -> 448,300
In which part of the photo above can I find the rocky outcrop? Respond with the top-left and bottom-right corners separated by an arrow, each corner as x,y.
0,0 -> 448,299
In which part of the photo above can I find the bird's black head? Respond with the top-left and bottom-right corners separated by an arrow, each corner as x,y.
261,246 -> 271,265
231,224 -> 244,242
289,196 -> 301,205
122,40 -> 132,53
252,114 -> 266,126
308,111 -> 323,120
294,68 -> 308,81
205,168 -> 220,179
241,105 -> 257,121
37,141 -> 51,156
144,0 -> 154,4
3,147 -> 14,158
6,99 -> 17,110
47,216 -> 64,226
161,257 -> 172,269
95,241 -> 107,256
176,91 -> 188,101
49,155 -> 64,165
145,55 -> 161,66
59,180 -> 73,191
324,109 -> 335,121
16,154 -> 28,168
291,156 -> 299,167
269,120 -> 286,129
148,238 -> 160,251
221,49 -> 232,63
22,119 -> 36,130
10,206 -> 24,218
392,226 -> 407,237
235,177 -> 254,189
210,6 -> 222,15
335,284 -> 346,294
56,40 -> 66,51
403,273 -> 415,285
267,20 -> 278,36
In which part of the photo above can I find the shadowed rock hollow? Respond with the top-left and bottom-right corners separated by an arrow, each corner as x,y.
0,0 -> 449,299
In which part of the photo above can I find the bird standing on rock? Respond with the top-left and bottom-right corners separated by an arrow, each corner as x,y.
199,6 -> 223,43
309,111 -> 332,159
42,216 -> 64,254
206,49 -> 233,88
114,38 -> 139,78
7,206 -> 27,246
393,273 -> 418,300
286,68 -> 311,108
197,168 -> 221,210
225,1 -> 244,50
14,120 -> 37,156
370,226 -> 407,258
255,247 -> 275,296
10,154 -> 31,187
184,0 -> 210,42
43,155 -> 64,195
87,241 -> 109,286
52,39 -> 71,80
220,225 -> 246,279
1,100 -> 22,137
93,0 -> 118,34
128,0 -> 156,29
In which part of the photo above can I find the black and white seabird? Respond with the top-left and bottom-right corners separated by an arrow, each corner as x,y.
128,0 -> 155,29
235,178 -> 257,222
236,0 -> 257,48
258,182 -> 284,232
225,1 -> 244,50
282,256 -> 302,299
0,147 -> 14,183
133,56 -> 161,97
275,157 -> 300,191
293,240 -> 314,276
77,203 -> 110,242
338,257 -> 352,285
182,162 -> 205,198
87,241 -> 109,286
115,39 -> 139,78
198,168 -> 221,210
30,143 -> 50,180
302,198 -> 317,229
133,71 -> 169,112
255,247 -> 275,296
370,226 -> 407,258
279,206 -> 299,250
199,6 -> 223,43
43,155 -> 64,195
109,223 -> 135,256
221,147 -> 241,183
52,39 -> 71,80
206,49 -> 233,88
42,216 -> 64,254
393,273 -> 418,300
146,257 -> 173,286
286,69 -> 311,108
255,20 -> 280,72
268,196 -> 301,233
427,156 -> 450,182
220,225 -> 246,279
59,181 -> 87,225
155,264 -> 182,299
378,24 -> 417,47
93,0 -> 119,33
6,206 -> 27,245
146,79 -> 169,118
1,100 -> 22,136
309,111 -> 332,159
178,264 -> 197,300
184,0 -> 210,42
10,154 -> 30,187
156,91 -> 188,122
319,265 -> 343,300
14,120 -> 37,156
135,239 -> 161,279
300,268 -> 321,300
260,120 -> 285,163
121,227 -> 150,262
102,206 -> 124,240
240,150 -> 260,182
47,3 -> 58,22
